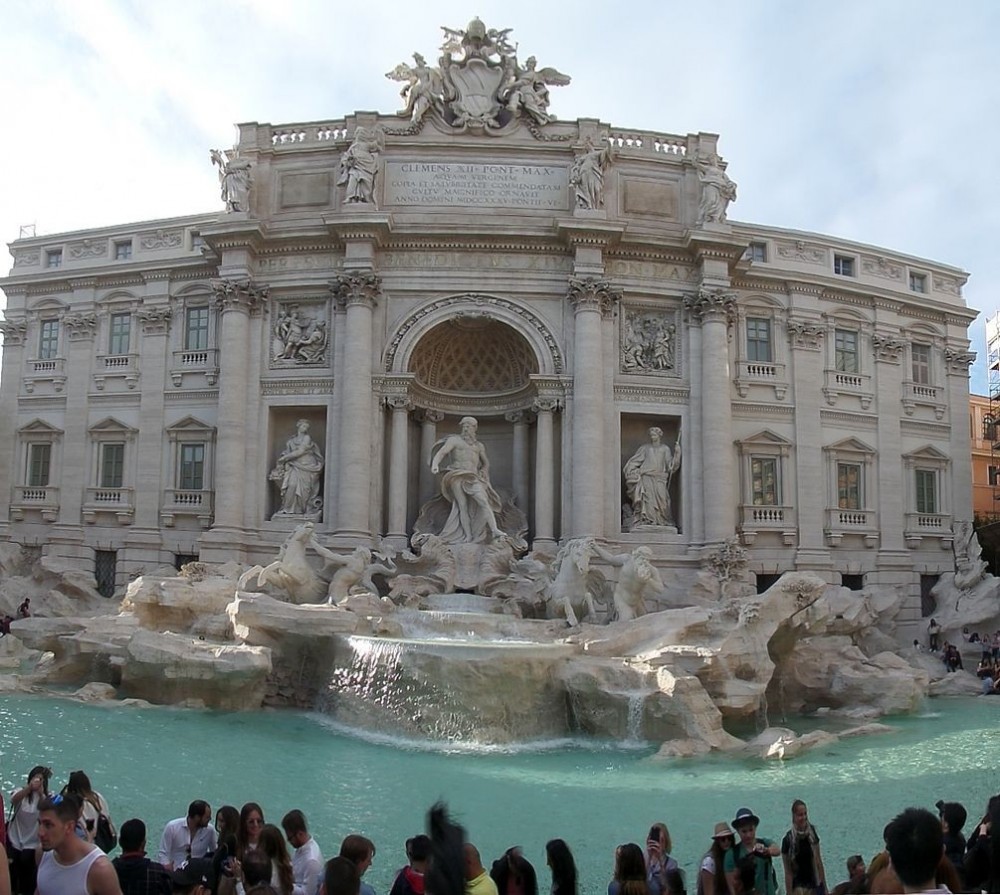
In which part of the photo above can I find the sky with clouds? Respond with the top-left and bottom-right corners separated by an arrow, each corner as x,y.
2,0 -> 998,391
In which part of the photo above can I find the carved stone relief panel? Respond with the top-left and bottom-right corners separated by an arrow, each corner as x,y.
620,307 -> 679,375
269,299 -> 330,368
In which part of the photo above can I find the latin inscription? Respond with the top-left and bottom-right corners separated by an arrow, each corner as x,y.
384,162 -> 570,209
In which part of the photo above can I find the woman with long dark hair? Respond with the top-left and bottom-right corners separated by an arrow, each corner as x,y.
61,770 -> 113,848
609,844 -> 650,895
697,823 -> 734,895
8,765 -> 50,895
213,805 -> 241,895
258,823 -> 295,895
237,802 -> 266,859
545,840 -> 577,895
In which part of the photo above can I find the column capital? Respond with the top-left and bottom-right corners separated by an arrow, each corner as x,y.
212,278 -> 269,315
532,397 -> 563,414
505,410 -> 532,424
0,318 -> 28,346
566,276 -> 621,316
787,319 -> 825,351
330,271 -> 381,309
382,394 -> 413,412
419,408 -> 445,424
684,287 -> 736,325
64,312 -> 98,341
944,347 -> 976,375
872,334 -> 905,364
136,306 -> 173,336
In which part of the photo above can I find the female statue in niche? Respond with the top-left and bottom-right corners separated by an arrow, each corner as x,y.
270,419 -> 324,519
623,427 -> 681,528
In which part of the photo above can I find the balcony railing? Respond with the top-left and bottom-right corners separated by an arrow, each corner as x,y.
170,348 -> 219,387
10,485 -> 60,522
738,504 -> 796,545
823,369 -> 874,408
93,354 -> 139,390
24,357 -> 67,394
901,381 -> 946,419
161,489 -> 214,528
83,487 -> 134,524
824,507 -> 879,548
735,360 -> 788,400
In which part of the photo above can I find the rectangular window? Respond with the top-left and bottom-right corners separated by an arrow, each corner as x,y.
747,242 -> 767,263
114,240 -> 132,261
834,329 -> 859,373
109,312 -> 130,355
834,254 -> 855,277
915,469 -> 937,514
909,272 -> 927,293
27,443 -> 51,487
838,462 -> 862,509
179,443 -> 205,491
746,317 -> 773,362
94,549 -> 117,599
191,235 -> 206,252
184,306 -> 210,350
100,443 -> 125,488
751,457 -> 778,505
45,249 -> 62,268
989,466 -> 1000,487
38,320 -> 59,359
984,416 -> 997,442
912,342 -> 931,384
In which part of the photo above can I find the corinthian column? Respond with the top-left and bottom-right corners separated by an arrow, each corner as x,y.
330,271 -> 380,538
684,288 -> 736,545
567,277 -> 620,537
212,279 -> 267,532
531,396 -> 561,548
384,394 -> 413,545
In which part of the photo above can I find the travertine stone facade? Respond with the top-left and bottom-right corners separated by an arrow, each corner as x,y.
0,21 -> 977,640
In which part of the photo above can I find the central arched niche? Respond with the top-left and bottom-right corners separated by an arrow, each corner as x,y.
408,317 -> 539,398
400,317 -> 544,539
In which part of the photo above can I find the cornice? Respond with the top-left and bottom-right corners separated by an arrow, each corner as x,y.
732,401 -> 794,417
555,219 -> 627,248
324,213 -> 393,247
819,410 -> 878,427
613,383 -> 690,404
386,239 -> 566,254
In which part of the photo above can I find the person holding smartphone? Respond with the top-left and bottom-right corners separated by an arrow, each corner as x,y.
644,823 -> 678,895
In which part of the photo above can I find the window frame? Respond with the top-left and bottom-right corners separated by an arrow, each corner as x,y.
909,272 -> 927,293
915,468 -> 937,514
99,442 -> 126,489
833,254 -> 856,277
745,316 -> 773,363
911,342 -> 932,385
747,242 -> 767,263
26,442 -> 52,487
184,305 -> 211,351
108,311 -> 131,356
38,319 -> 60,359
834,329 -> 859,374
837,461 -> 862,510
45,249 -> 62,269
114,240 -> 133,261
750,456 -> 779,506
178,442 -> 206,491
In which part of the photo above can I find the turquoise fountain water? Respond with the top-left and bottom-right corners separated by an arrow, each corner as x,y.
3,694 -> 998,895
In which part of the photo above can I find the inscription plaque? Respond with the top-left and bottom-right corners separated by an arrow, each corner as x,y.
384,161 -> 570,210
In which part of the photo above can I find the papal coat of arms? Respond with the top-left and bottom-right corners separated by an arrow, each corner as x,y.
386,18 -> 571,133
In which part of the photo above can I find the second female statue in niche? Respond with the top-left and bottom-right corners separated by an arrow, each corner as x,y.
270,419 -> 325,519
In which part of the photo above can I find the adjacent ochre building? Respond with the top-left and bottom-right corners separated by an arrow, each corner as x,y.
0,21 -> 978,637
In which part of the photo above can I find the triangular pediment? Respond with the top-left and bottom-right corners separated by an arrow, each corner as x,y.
165,415 -> 214,434
88,416 -> 138,436
18,418 -> 64,436
824,436 -> 876,455
738,429 -> 792,447
905,444 -> 950,461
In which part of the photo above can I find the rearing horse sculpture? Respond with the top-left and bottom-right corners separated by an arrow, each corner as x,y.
545,537 -> 607,626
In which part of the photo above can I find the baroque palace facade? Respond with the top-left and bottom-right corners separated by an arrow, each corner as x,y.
0,21 -> 977,632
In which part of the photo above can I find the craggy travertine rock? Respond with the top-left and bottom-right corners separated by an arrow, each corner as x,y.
9,615 -> 138,684
120,629 -> 271,710
774,637 -> 929,714
928,669 -> 983,697
73,682 -> 118,702
123,569 -> 243,633
228,593 -> 359,648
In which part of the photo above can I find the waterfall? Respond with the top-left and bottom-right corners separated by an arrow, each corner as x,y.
756,690 -> 770,733
624,691 -> 646,744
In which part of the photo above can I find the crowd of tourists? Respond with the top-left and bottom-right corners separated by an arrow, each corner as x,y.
3,763 -> 1000,895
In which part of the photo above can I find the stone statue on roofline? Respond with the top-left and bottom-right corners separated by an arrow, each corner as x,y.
694,152 -> 737,225
210,147 -> 252,213
385,18 -> 571,132
338,126 -> 385,205
570,138 -> 613,210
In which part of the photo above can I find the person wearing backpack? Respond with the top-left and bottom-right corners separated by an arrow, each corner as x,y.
724,808 -> 779,895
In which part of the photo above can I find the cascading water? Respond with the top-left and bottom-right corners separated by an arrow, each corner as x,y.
624,691 -> 647,745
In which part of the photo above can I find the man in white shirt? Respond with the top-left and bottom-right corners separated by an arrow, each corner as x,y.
283,809 -> 324,895
157,800 -> 217,872
36,793 -> 123,895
